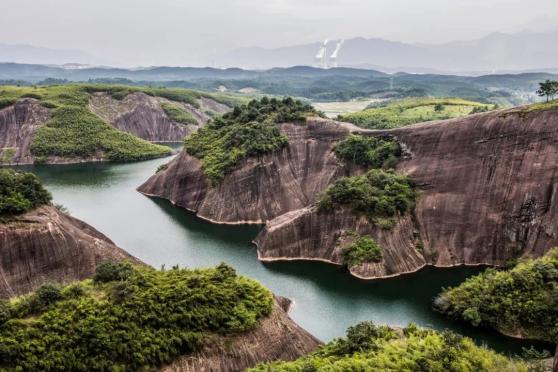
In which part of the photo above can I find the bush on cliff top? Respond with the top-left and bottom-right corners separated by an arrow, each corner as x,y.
161,102 -> 198,125
184,96 -> 318,184
249,321 -> 528,371
434,248 -> 558,343
0,262 -> 273,371
0,168 -> 51,216
319,169 -> 415,226
334,134 -> 401,169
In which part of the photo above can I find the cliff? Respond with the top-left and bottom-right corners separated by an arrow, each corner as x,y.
139,118 -> 363,223
0,98 -> 49,164
164,297 -> 320,372
0,205 -> 138,298
89,92 -> 230,142
139,106 -> 558,280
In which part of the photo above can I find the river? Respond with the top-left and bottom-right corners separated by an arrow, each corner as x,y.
17,152 -> 552,355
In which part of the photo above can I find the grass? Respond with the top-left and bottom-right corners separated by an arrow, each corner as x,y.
519,99 -> 558,113
161,102 -> 198,125
434,248 -> 558,343
0,262 -> 273,371
339,98 -> 494,129
249,321 -> 528,371
184,97 -> 318,184
319,169 -> 416,227
0,168 -> 52,217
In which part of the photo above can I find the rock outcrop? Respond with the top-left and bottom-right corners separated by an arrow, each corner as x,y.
164,297 -> 320,372
89,92 -> 230,142
0,98 -> 49,164
139,107 -> 558,279
138,119 -> 362,223
0,205 -> 139,298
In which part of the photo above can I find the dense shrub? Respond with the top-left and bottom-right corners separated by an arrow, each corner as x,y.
0,263 -> 273,371
249,322 -> 528,371
343,235 -> 383,267
434,248 -> 558,343
161,102 -> 198,125
93,261 -> 134,283
339,98 -> 493,129
184,97 -> 318,184
319,169 -> 415,226
0,168 -> 51,216
334,134 -> 401,168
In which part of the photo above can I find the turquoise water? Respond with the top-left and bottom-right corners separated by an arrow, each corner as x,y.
17,154 -> 553,355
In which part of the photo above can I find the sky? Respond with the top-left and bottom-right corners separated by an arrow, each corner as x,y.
1,0 -> 557,66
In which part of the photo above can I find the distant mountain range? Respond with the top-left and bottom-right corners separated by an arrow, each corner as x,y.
216,30 -> 558,74
1,30 -> 557,74
0,44 -> 110,66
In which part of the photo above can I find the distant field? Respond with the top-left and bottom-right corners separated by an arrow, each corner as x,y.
338,98 -> 494,129
312,99 -> 385,118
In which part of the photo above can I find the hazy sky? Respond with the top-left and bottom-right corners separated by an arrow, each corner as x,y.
1,0 -> 557,66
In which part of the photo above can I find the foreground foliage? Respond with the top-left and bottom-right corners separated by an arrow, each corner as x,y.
249,321 -> 528,371
334,134 -> 401,168
339,98 -> 493,129
184,97 -> 318,184
319,169 -> 416,227
0,262 -> 273,371
0,168 -> 51,216
0,85 -> 173,161
434,248 -> 558,343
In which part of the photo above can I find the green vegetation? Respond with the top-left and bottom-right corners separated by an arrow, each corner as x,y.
434,248 -> 558,343
0,262 -> 273,371
0,85 -> 173,161
319,169 -> 416,227
344,234 -> 382,267
184,96 -> 318,184
0,168 -> 51,217
0,148 -> 16,163
334,134 -> 401,168
536,80 -> 558,102
161,102 -> 198,125
339,98 -> 493,129
520,99 -> 558,114
249,321 -> 528,371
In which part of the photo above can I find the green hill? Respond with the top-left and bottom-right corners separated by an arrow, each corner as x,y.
339,98 -> 494,129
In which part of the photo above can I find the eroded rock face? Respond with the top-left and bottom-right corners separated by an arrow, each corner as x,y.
0,205 -> 139,298
138,119 -> 363,223
89,92 -> 230,142
163,298 -> 320,372
0,98 -> 49,164
139,108 -> 558,279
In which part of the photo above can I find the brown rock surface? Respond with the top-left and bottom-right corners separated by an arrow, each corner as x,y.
0,205 -> 139,298
89,92 -> 230,142
163,299 -> 321,372
138,118 -> 363,223
0,98 -> 49,164
139,107 -> 558,279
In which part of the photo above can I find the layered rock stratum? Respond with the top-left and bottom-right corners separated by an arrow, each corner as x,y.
0,205 -> 138,298
139,107 -> 558,279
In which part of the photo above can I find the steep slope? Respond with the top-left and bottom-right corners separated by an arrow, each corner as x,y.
140,105 -> 558,280
0,98 -> 49,164
0,205 -> 138,298
89,91 -> 230,142
164,297 -> 320,372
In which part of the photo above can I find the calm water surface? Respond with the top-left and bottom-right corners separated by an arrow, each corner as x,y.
17,153 -> 553,355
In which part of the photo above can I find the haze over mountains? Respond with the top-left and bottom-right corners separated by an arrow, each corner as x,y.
2,30 -> 557,75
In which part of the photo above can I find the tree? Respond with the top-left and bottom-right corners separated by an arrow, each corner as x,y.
434,103 -> 444,112
536,80 -> 558,102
